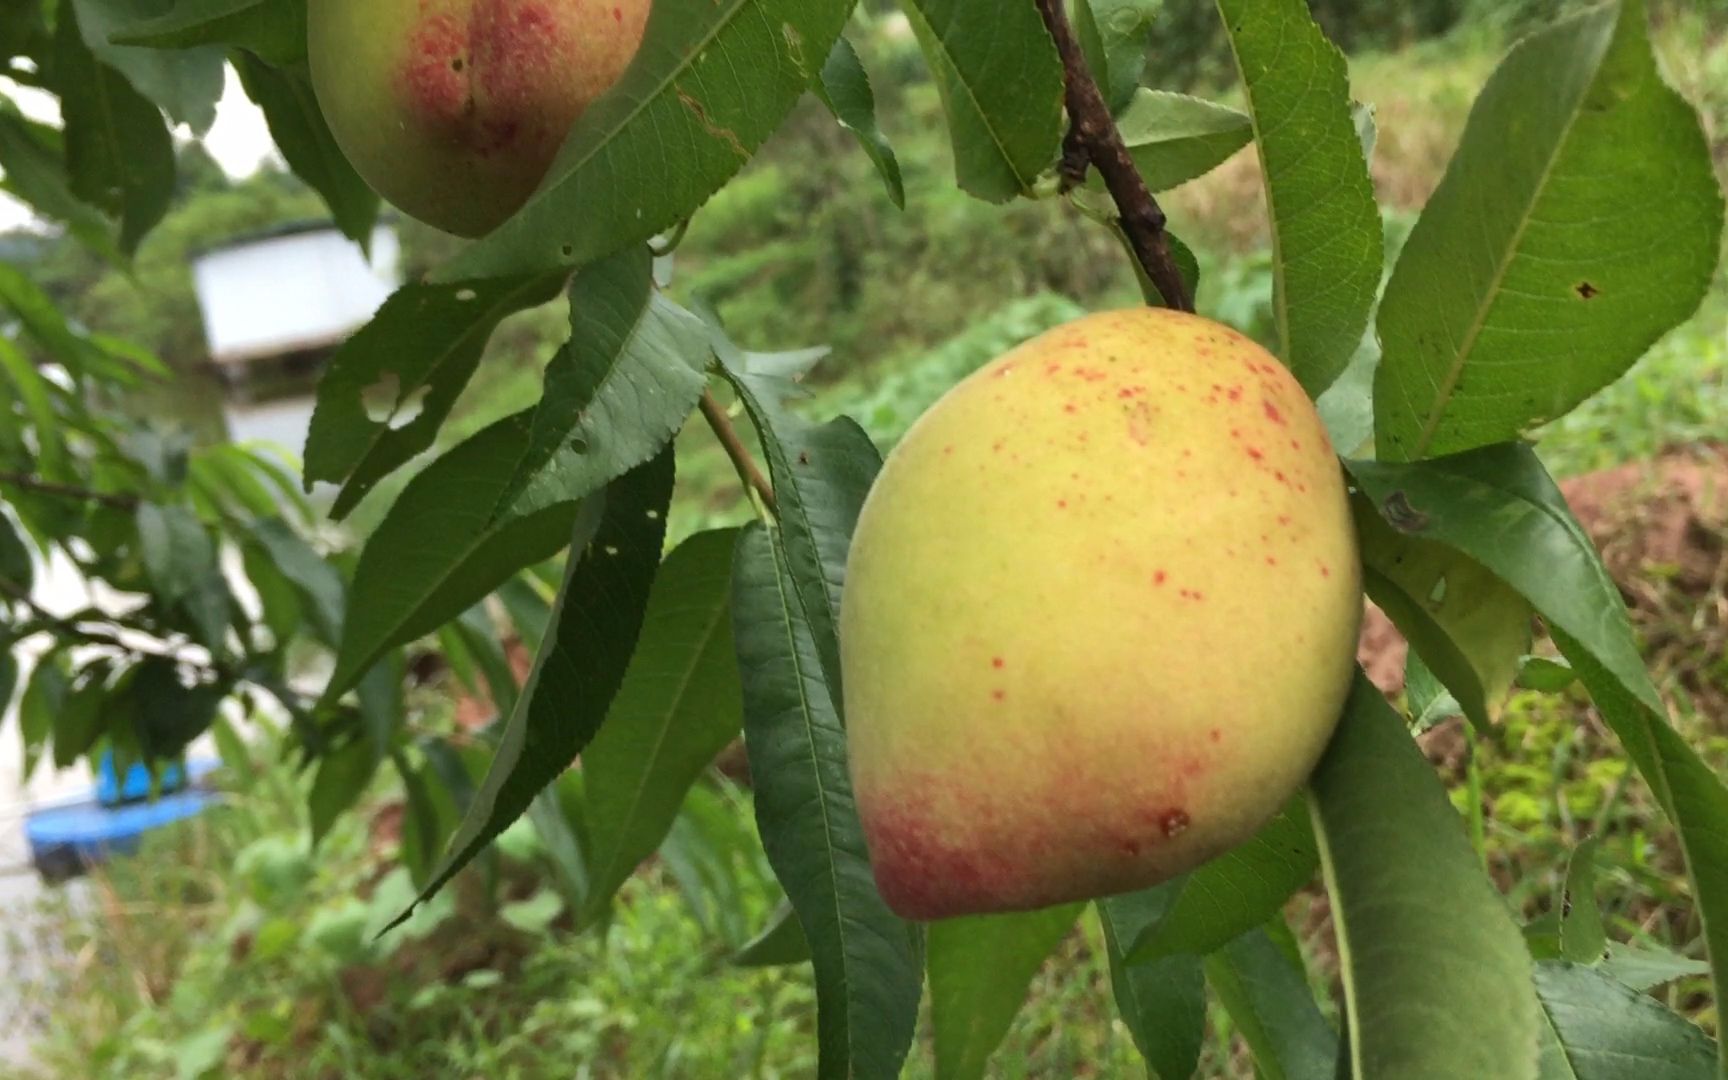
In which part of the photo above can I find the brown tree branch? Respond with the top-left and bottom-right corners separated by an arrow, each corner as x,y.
1034,0 -> 1194,313
0,472 -> 139,510
699,389 -> 778,516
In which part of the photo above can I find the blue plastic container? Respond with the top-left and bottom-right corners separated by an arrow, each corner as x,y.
25,757 -> 222,881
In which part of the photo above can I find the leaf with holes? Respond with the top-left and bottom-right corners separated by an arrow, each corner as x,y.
900,0 -> 1065,203
397,451 -> 673,924
303,273 -> 563,514
1374,1 -> 1724,461
326,248 -> 707,701
1310,673 -> 1540,1080
579,528 -> 744,926
437,0 -> 854,281
1216,0 -> 1381,396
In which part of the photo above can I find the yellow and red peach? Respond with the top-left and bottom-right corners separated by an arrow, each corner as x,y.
841,308 -> 1361,920
308,0 -> 650,237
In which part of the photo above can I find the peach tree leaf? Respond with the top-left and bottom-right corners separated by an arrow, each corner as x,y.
1204,927 -> 1337,1080
814,36 -> 903,209
1126,795 -> 1317,962
1310,673 -> 1540,1080
325,247 -> 706,701
1216,0 -> 1381,396
303,272 -> 563,513
1374,0 -> 1724,461
579,528 -> 744,927
396,451 -> 673,925
1099,888 -> 1206,1079
732,522 -> 922,1080
929,904 -> 1084,1080
1534,962 -> 1717,1079
899,0 -> 1065,203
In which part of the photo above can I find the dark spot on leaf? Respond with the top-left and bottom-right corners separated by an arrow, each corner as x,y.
798,451 -> 811,466
1383,491 -> 1431,533
1575,281 -> 1599,300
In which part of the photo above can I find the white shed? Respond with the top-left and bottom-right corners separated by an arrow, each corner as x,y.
191,221 -> 399,449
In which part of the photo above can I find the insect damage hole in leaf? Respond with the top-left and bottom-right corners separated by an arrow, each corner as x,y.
360,373 -> 431,432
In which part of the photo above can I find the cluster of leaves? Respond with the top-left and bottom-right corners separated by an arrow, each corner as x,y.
4,0 -> 1728,1078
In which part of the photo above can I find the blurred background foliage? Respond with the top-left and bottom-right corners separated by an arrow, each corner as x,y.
3,1 -> 1726,1075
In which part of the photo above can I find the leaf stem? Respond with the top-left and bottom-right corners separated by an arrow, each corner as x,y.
0,471 -> 139,510
699,389 -> 778,516
1033,0 -> 1194,313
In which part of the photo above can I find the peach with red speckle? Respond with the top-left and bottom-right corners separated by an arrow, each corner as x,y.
308,0 -> 650,237
841,308 -> 1360,920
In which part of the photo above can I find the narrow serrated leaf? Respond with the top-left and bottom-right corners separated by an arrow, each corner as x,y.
732,523 -> 921,1080
398,451 -> 673,924
1216,0 -> 1381,395
930,905 -> 1082,1080
814,36 -> 904,208
579,528 -> 744,925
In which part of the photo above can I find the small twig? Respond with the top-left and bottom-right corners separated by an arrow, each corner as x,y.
0,472 -> 139,510
1034,0 -> 1194,313
699,389 -> 777,515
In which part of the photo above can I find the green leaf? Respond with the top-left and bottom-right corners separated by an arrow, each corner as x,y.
110,0 -> 307,67
1216,0 -> 1382,396
304,272 -> 562,514
1373,0 -> 1724,461
0,262 -> 105,380
732,523 -> 921,1080
1534,962 -> 1717,1079
1099,889 -> 1206,1079
1075,0 -> 1159,112
55,2 -> 176,255
579,528 -> 744,925
1352,493 -> 1532,732
0,111 -> 118,259
309,737 -> 379,848
0,337 -> 68,479
70,0 -> 226,133
1558,840 -> 1607,965
136,502 -> 232,652
399,451 -> 673,924
0,509 -> 34,592
814,36 -> 904,209
1126,795 -> 1317,961
1205,928 -> 1338,1080
437,0 -> 854,281
19,657 -> 70,781
234,55 -> 379,252
1309,673 -> 1540,1080
900,0 -> 1065,203
1598,943 -> 1711,993
733,901 -> 812,967
128,656 -> 224,762
53,661 -> 112,769
327,248 -> 707,700
1350,443 -> 1728,1056
1114,90 -> 1252,192
717,347 -> 883,718
929,905 -> 1083,1080
244,518 -> 345,646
